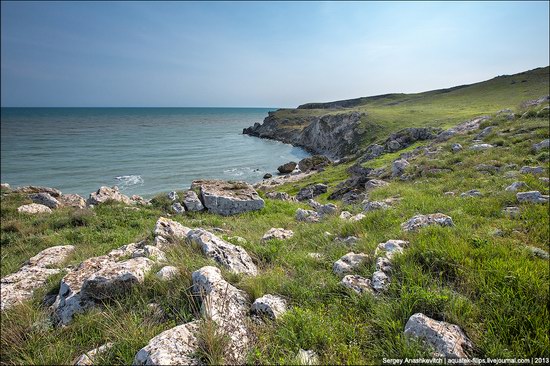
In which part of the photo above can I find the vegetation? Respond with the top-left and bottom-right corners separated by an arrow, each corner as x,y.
1,67 -> 549,364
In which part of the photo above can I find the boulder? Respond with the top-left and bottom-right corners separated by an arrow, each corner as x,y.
296,208 -> 320,223
362,144 -> 385,161
74,342 -> 114,365
533,139 -> 549,152
87,186 -> 132,206
29,192 -> 60,209
251,294 -> 287,319
153,217 -> 191,246
404,313 -> 473,358
13,185 -> 62,197
58,194 -> 86,209
167,191 -> 179,201
505,182 -> 527,192
298,155 -> 330,172
187,229 -> 258,276
295,349 -> 320,365
192,266 -> 250,364
156,266 -> 180,281
296,184 -> 328,201
364,201 -> 390,212
17,203 -> 52,214
277,161 -> 297,174
365,179 -> 389,191
469,144 -> 494,151
516,191 -> 549,204
340,275 -> 373,295
391,159 -> 410,177
460,189 -> 482,198
401,213 -> 454,232
333,252 -> 369,277
263,173 -> 272,179
519,166 -> 544,175
192,180 -> 264,216
261,228 -> 294,241
1,245 -> 75,310
182,190 -> 204,212
134,321 -> 201,365
171,202 -> 186,214
451,143 -> 462,152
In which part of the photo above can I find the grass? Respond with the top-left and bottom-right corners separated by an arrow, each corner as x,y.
1,69 -> 549,364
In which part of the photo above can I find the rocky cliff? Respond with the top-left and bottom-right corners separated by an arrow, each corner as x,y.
243,110 -> 366,159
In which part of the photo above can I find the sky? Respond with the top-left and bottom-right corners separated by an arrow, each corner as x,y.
1,1 -> 549,107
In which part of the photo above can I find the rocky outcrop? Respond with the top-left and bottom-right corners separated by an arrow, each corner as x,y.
1,245 -> 75,310
296,183 -> 328,201
436,116 -> 490,142
243,111 -> 365,159
298,155 -> 331,172
278,161 -> 297,174
58,194 -> 87,209
251,294 -> 287,319
391,159 -> 410,178
13,185 -> 62,197
308,199 -> 338,216
401,213 -> 454,231
261,228 -> 294,241
154,217 -> 191,247
404,313 -> 473,358
87,186 -> 132,206
192,180 -> 264,216
17,203 -> 52,214
265,191 -> 294,201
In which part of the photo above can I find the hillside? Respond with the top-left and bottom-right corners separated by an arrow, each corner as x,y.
1,67 -> 549,365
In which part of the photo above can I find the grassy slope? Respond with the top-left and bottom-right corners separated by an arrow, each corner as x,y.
1,69 -> 549,365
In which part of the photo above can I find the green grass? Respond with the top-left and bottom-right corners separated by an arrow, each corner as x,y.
1,69 -> 549,364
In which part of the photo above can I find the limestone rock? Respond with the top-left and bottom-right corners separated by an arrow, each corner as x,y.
182,190 -> 205,212
376,257 -> 393,273
404,313 -> 473,358
505,182 -> 527,192
451,143 -> 462,152
401,213 -> 454,232
13,185 -> 62,197
192,266 -> 250,364
171,202 -> 186,214
519,166 -> 544,175
503,206 -> 520,218
153,217 -> 191,245
74,342 -> 114,365
296,208 -> 320,223
261,228 -> 294,241
375,239 -> 409,260
1,245 -> 75,311
17,203 -> 52,214
364,201 -> 390,212
87,186 -> 132,206
340,275 -> 373,295
167,191 -> 178,201
277,161 -> 297,174
187,229 -> 258,276
58,194 -> 87,209
460,189 -> 482,198
339,211 -> 365,222
333,252 -> 369,277
263,173 -> 272,179
298,155 -> 331,172
156,266 -> 180,281
470,144 -> 494,151
251,294 -> 287,319
29,192 -> 60,209
308,252 -> 323,260
296,184 -> 328,201
476,126 -> 493,140
295,349 -> 319,365
134,321 -> 201,365
365,179 -> 389,191
371,270 -> 390,292
527,246 -> 549,259
517,191 -> 549,204
533,139 -> 549,151
308,199 -> 337,215
392,159 -> 410,177
265,191 -> 294,201
192,180 -> 264,216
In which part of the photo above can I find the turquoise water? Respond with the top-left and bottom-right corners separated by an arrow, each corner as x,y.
0,108 -> 309,198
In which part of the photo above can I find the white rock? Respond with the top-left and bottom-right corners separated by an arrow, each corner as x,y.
74,342 -> 114,365
333,252 -> 369,277
171,202 -> 186,214
183,190 -> 204,212
505,181 -> 527,192
308,252 -> 323,260
371,270 -> 390,292
58,193 -> 87,208
192,180 -> 264,216
295,349 -> 319,365
87,186 -> 132,206
503,206 -> 520,217
296,208 -> 320,223
401,213 -> 454,232
364,201 -> 390,212
339,211 -> 366,222
156,266 -> 180,281
167,191 -> 179,201
517,191 -> 549,203
17,203 -> 52,214
187,229 -> 258,276
29,192 -> 60,209
153,217 -> 191,247
261,228 -> 294,241
340,275 -> 373,295
251,294 -> 287,319
376,257 -> 393,273
470,143 -> 494,151
404,313 -> 473,358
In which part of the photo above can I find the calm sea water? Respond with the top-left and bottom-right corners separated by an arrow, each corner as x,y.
0,108 -> 309,198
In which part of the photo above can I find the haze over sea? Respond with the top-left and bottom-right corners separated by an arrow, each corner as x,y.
0,107 -> 309,198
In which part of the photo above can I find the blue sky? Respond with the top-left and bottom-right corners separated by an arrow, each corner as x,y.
1,1 -> 549,107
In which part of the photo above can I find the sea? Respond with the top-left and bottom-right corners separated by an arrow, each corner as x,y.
0,108 -> 309,198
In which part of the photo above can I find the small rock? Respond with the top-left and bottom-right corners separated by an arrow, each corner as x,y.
0,182 -> 10,190
364,201 -> 390,212
29,192 -> 60,209
365,179 -> 389,191
192,180 -> 264,216
401,213 -> 454,232
296,208 -> 320,223
375,239 -> 409,259
444,191 -> 455,196
298,155 -> 330,172
167,191 -> 179,201
308,199 -> 337,215
340,275 -> 373,295
404,313 -> 473,358
171,202 -> 186,214
339,211 -> 366,221
335,236 -> 359,245
517,191 -> 549,203
371,270 -> 390,292
182,190 -> 204,212
519,166 -> 544,175
296,184 -> 328,201
460,189 -> 482,198
470,144 -> 494,151
17,203 -> 52,214
154,217 -> 191,246
451,143 -> 463,152
251,294 -> 287,319
87,186 -> 132,206
295,349 -> 319,365
533,139 -> 549,152
476,126 -> 493,140
490,229 -> 504,237
277,161 -> 297,174
527,246 -> 549,259
505,181 -> 527,192
263,173 -> 272,179
156,266 -> 180,281
74,342 -> 114,366
539,177 -> 550,185
504,171 -> 519,178
392,159 -> 410,177
265,191 -> 294,201
262,228 -> 294,241
475,164 -> 499,173
333,252 -> 369,277
503,206 -> 520,217
58,194 -> 87,208
308,252 -> 323,260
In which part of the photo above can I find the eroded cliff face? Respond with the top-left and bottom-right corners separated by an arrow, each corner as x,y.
243,110 -> 366,159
